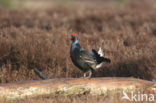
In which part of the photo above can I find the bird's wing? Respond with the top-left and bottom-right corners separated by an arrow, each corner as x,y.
79,50 -> 96,65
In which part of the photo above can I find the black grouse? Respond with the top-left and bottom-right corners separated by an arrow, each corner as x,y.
70,33 -> 111,78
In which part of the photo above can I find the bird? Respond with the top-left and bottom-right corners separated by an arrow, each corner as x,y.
70,33 -> 111,78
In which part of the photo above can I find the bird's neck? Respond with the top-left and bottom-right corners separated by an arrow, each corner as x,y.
73,38 -> 79,44
75,39 -> 79,44
71,38 -> 81,49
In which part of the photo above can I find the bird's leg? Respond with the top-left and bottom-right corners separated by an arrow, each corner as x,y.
81,70 -> 92,78
86,69 -> 92,78
83,72 -> 86,78
80,72 -> 86,78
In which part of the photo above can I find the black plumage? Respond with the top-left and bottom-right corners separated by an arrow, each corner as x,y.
70,34 -> 111,78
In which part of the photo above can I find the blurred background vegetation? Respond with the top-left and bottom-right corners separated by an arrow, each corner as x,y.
0,0 -> 130,9
0,0 -> 13,8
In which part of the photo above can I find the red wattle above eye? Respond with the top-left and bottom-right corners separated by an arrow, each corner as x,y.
72,33 -> 77,36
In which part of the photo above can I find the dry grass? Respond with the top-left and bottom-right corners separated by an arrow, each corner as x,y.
0,0 -> 156,83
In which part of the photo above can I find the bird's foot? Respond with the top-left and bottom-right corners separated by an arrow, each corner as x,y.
80,72 -> 91,79
81,70 -> 92,79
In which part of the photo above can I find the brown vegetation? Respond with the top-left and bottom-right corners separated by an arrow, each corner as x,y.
0,0 -> 156,83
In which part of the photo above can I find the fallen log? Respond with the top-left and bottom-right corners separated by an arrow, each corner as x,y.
0,77 -> 155,100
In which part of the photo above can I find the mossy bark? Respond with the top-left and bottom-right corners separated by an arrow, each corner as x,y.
0,78 -> 155,100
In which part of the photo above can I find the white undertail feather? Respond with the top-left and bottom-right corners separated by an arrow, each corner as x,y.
96,47 -> 103,69
98,47 -> 103,56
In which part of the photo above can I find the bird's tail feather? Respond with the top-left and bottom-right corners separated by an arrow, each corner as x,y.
101,57 -> 111,63
92,49 -> 111,64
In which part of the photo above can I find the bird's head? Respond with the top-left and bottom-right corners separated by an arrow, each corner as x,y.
71,33 -> 78,42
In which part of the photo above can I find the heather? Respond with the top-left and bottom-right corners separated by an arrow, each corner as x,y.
0,0 -> 155,83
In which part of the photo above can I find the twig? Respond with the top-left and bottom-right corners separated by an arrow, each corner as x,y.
34,68 -> 47,80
